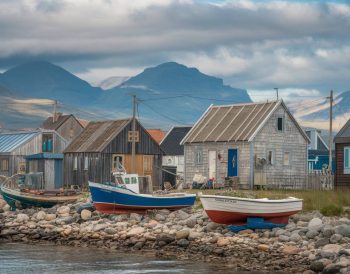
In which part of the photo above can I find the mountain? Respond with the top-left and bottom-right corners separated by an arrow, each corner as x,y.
0,61 -> 251,129
95,76 -> 130,90
0,61 -> 101,105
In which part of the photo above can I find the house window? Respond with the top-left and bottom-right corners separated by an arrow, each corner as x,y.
42,133 -> 54,152
84,156 -> 88,170
195,150 -> 203,165
283,152 -> 290,165
112,155 -> 124,171
344,147 -> 350,174
277,117 -> 284,132
267,150 -> 275,165
73,157 -> 78,170
0,158 -> 9,172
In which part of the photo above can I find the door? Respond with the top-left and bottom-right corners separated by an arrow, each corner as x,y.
228,149 -> 238,177
208,150 -> 217,179
54,160 -> 63,189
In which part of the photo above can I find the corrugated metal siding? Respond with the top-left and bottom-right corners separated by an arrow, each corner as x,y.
0,132 -> 38,153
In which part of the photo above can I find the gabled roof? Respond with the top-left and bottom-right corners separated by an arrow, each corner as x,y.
160,126 -> 192,155
42,114 -> 84,130
334,119 -> 350,143
181,100 -> 309,144
0,131 -> 39,153
64,119 -> 132,153
146,129 -> 166,144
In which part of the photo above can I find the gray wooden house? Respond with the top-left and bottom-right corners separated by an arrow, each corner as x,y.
63,118 -> 164,188
0,130 -> 67,178
334,119 -> 350,188
42,113 -> 85,144
181,100 -> 310,189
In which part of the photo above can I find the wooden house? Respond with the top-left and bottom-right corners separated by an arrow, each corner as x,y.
63,119 -> 164,188
42,113 -> 85,144
0,130 -> 67,178
160,126 -> 192,186
334,119 -> 350,188
181,100 -> 310,189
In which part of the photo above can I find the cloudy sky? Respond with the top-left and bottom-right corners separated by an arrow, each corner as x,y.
0,0 -> 349,101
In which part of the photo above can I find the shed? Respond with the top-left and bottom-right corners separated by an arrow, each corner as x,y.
334,119 -> 350,188
181,100 -> 309,189
25,153 -> 64,189
42,113 -> 85,144
0,130 -> 68,178
63,118 -> 164,188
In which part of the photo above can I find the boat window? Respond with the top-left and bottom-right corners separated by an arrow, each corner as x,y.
131,177 -> 137,184
124,177 -> 130,184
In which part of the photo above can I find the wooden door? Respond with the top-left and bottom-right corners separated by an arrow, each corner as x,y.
208,150 -> 217,180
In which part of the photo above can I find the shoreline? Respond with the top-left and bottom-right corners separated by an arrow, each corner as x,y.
0,199 -> 349,273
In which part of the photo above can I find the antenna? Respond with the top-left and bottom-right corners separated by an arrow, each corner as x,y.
274,88 -> 279,100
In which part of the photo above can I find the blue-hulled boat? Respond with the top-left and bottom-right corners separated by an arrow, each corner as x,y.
88,174 -> 196,214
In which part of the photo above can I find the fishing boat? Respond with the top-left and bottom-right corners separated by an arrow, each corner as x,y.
0,175 -> 80,210
200,194 -> 302,225
88,173 -> 196,214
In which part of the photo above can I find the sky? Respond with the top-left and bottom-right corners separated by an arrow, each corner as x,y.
0,0 -> 349,101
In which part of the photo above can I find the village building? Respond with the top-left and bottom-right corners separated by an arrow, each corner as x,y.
334,119 -> 350,188
146,129 -> 166,144
0,130 -> 67,181
63,119 -> 164,189
42,113 -> 85,144
160,126 -> 192,186
181,100 -> 310,189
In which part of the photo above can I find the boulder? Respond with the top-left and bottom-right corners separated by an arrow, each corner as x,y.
334,224 -> 350,237
217,237 -> 230,247
283,245 -> 299,255
154,214 -> 166,222
129,213 -> 142,222
322,263 -> 342,274
36,211 -> 46,221
156,233 -> 175,243
185,217 -> 197,228
257,244 -> 270,252
290,233 -> 302,243
206,222 -> 220,232
93,224 -> 108,232
278,235 -> 290,242
330,234 -> 343,244
55,216 -> 76,225
321,244 -> 343,258
308,218 -> 323,231
310,261 -> 325,272
45,214 -> 56,221
80,209 -> 92,221
177,239 -> 190,247
127,227 -> 145,237
16,214 -> 29,223
322,225 -> 335,238
175,229 -> 190,240
57,206 -> 70,216
188,231 -> 201,240
315,238 -> 330,248
176,210 -> 190,220
306,230 -> 319,239
105,228 -> 117,235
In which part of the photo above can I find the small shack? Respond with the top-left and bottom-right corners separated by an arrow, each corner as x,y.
160,126 -> 192,186
334,119 -> 350,188
25,153 -> 63,189
0,130 -> 67,178
42,113 -> 85,144
181,100 -> 310,189
63,118 -> 164,188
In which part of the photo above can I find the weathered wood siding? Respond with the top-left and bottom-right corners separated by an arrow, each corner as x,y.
335,143 -> 350,188
254,105 -> 308,188
184,142 -> 251,187
56,116 -> 84,144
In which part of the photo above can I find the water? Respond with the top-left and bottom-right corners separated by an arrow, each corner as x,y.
0,243 -> 231,274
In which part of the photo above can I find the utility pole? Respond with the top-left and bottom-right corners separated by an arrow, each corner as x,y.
53,100 -> 58,122
327,90 -> 333,173
131,95 -> 136,174
274,88 -> 279,100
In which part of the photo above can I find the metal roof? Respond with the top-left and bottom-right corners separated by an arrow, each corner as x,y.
181,100 -> 310,144
0,132 -> 38,153
160,126 -> 192,155
25,153 -> 64,160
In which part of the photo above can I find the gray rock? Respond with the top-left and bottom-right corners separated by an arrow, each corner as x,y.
213,248 -> 224,255
330,234 -> 343,244
55,216 -> 76,225
185,217 -> 197,228
206,222 -> 220,232
321,244 -> 343,258
278,235 -> 290,242
56,205 -> 70,215
306,230 -> 319,239
156,233 -> 175,244
310,261 -> 325,272
322,263 -> 342,274
177,239 -> 190,247
175,229 -> 190,240
290,233 -> 302,243
335,224 -> 350,237
176,210 -> 190,220
129,213 -> 142,222
322,225 -> 335,238
275,229 -> 287,237
80,209 -> 92,221
308,218 -> 323,231
105,228 -> 117,235
315,238 -> 330,248
16,213 -> 29,223
154,214 -> 166,222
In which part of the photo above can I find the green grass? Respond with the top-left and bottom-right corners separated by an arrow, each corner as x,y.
187,189 -> 350,216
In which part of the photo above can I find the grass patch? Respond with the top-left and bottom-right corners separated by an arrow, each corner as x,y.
187,188 -> 350,216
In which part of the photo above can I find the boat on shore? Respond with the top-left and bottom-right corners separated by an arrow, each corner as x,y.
200,194 -> 302,225
89,173 -> 196,214
0,175 -> 80,210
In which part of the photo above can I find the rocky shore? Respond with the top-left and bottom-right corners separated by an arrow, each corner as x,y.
0,198 -> 349,274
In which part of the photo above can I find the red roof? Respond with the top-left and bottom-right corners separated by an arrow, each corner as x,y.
146,129 -> 166,144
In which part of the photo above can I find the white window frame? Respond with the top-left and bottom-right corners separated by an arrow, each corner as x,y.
344,147 -> 350,174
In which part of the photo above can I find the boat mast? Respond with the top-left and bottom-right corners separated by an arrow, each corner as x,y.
131,94 -> 136,173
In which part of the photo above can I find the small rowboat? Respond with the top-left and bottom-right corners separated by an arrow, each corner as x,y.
89,173 -> 196,214
200,194 -> 302,225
